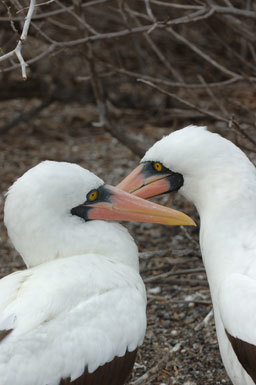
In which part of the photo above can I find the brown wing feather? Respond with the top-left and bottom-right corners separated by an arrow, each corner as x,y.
59,349 -> 137,385
0,329 -> 12,342
226,329 -> 256,384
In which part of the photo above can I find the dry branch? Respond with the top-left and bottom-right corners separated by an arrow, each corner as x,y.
0,98 -> 53,134
137,78 -> 256,149
144,268 -> 205,283
0,0 -> 35,79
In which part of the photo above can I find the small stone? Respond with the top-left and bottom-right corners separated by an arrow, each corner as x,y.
193,343 -> 200,351
171,342 -> 182,353
147,286 -> 161,294
178,312 -> 186,320
162,320 -> 171,328
185,294 -> 195,301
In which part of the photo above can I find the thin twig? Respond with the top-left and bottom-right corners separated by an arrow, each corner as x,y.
156,278 -> 209,287
0,0 -> 110,21
98,62 -> 243,88
138,78 -> 256,148
137,78 -> 226,122
55,0 -> 98,35
147,1 -> 256,18
166,26 -> 241,79
0,98 -> 53,133
16,0 -> 54,13
131,355 -> 170,385
144,0 -> 156,22
86,41 -> 146,157
139,249 -> 200,260
144,268 -> 205,283
0,0 -> 36,79
197,75 -> 229,117
194,308 -> 214,331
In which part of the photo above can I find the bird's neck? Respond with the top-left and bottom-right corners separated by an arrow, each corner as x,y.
199,186 -> 256,296
12,217 -> 139,271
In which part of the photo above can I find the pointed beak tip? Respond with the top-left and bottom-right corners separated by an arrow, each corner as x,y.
184,216 -> 197,227
178,211 -> 196,226
166,212 -> 196,227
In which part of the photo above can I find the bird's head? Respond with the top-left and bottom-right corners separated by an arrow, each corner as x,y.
4,161 -> 194,268
117,125 -> 256,213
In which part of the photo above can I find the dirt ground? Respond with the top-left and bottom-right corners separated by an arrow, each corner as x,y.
0,98 -> 233,385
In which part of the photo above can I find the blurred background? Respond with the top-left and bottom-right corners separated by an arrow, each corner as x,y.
1,1 -> 256,384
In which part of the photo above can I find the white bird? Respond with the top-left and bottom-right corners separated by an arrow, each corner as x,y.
1,160 -> 194,385
117,125 -> 256,385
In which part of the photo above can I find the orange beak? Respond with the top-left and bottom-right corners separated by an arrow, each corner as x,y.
85,185 -> 195,226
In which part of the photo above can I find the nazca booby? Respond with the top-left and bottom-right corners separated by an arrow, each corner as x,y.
1,160 -> 194,385
117,125 -> 256,385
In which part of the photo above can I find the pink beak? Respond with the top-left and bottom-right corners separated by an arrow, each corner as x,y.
86,185 -> 195,226
117,164 -> 173,199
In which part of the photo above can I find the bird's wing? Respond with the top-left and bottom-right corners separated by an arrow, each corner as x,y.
0,255 -> 146,385
219,273 -> 256,383
0,269 -> 32,334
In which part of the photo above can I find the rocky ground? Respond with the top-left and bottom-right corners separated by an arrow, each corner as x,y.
0,99 -> 232,385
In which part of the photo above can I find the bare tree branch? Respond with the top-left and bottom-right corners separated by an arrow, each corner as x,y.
0,0 -> 110,21
0,0 -> 36,79
138,78 -> 256,148
166,26 -> 242,79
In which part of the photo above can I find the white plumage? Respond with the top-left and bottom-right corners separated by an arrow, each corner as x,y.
1,161 -> 146,385
118,125 -> 256,385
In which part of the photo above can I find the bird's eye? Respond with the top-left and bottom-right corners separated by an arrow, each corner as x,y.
87,190 -> 98,201
153,162 -> 163,172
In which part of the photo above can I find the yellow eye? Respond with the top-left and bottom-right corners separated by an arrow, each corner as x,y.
153,162 -> 163,172
88,190 -> 98,201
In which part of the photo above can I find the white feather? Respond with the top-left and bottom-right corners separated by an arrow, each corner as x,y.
0,255 -> 146,385
219,274 -> 256,344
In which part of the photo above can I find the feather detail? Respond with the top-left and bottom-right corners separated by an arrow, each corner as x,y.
59,349 -> 137,385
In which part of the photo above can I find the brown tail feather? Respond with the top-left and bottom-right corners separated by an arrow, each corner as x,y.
0,329 -> 12,342
59,348 -> 137,385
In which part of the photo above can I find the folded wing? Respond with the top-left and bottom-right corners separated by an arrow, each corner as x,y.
219,273 -> 256,384
0,255 -> 146,385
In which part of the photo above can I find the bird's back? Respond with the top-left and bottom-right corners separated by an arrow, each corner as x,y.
0,254 -> 146,385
